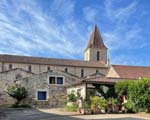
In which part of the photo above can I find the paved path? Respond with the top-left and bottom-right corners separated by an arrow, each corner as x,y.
0,107 -> 149,120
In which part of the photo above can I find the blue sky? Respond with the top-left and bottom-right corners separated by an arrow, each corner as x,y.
0,0 -> 150,66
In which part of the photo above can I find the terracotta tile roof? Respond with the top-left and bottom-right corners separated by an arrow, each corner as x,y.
82,77 -> 115,84
85,25 -> 107,51
0,54 -> 107,68
112,65 -> 150,79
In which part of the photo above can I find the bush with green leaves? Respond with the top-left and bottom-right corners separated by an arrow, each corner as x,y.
128,78 -> 150,112
107,97 -> 119,106
68,92 -> 78,102
7,84 -> 28,107
90,96 -> 107,110
115,80 -> 132,96
115,78 -> 150,113
123,99 -> 135,113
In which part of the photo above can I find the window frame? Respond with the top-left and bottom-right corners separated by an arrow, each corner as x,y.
49,76 -> 56,84
56,77 -> 64,84
36,89 -> 48,101
48,75 -> 65,85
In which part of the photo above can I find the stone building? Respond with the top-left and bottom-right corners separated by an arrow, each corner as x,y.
0,25 -> 150,107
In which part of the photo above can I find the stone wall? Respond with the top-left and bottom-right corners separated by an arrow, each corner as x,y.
0,68 -> 33,81
20,70 -> 81,108
1,62 -> 108,78
84,48 -> 108,64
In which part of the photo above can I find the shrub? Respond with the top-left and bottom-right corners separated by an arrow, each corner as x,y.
68,92 -> 78,102
128,78 -> 150,112
115,80 -> 132,96
123,99 -> 135,113
107,97 -> 119,106
7,84 -> 27,107
90,96 -> 107,110
115,78 -> 150,113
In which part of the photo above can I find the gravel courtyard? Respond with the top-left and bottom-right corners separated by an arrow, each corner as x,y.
0,107 -> 149,120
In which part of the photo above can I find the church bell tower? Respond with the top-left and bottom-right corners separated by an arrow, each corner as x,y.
84,25 -> 108,65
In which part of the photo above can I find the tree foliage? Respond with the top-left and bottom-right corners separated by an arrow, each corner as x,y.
115,80 -> 132,96
128,78 -> 150,112
115,78 -> 150,113
7,84 -> 27,106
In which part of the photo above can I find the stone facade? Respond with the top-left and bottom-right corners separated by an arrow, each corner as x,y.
19,70 -> 81,108
0,62 -> 108,77
84,48 -> 108,64
0,68 -> 34,81
0,68 -> 34,105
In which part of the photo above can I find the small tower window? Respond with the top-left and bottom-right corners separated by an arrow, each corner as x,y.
97,51 -> 100,61
28,65 -> 32,72
47,67 -> 50,71
65,68 -> 68,72
81,69 -> 84,77
96,70 -> 99,73
9,64 -> 12,70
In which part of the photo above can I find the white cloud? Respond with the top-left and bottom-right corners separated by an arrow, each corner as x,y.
50,0 -> 75,18
102,0 -> 146,51
83,7 -> 98,23
0,0 -> 85,59
104,0 -> 137,23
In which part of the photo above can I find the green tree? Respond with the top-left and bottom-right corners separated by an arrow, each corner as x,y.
115,80 -> 132,96
7,84 -> 28,106
128,78 -> 150,112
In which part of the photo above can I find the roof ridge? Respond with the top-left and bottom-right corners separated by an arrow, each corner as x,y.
0,54 -> 107,68
112,64 -> 150,68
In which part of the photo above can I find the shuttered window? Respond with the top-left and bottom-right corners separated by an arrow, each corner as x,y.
37,91 -> 47,100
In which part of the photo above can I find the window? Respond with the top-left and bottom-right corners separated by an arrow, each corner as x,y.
28,65 -> 32,72
65,68 -> 68,72
57,77 -> 63,84
96,70 -> 99,73
81,69 -> 84,77
9,64 -> 12,70
48,76 -> 64,85
37,91 -> 47,101
97,51 -> 100,61
49,77 -> 55,84
47,67 -> 50,71
16,74 -> 22,80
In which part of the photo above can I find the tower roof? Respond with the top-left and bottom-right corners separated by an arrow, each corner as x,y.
85,25 -> 107,51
